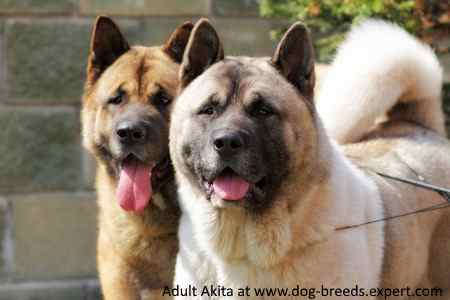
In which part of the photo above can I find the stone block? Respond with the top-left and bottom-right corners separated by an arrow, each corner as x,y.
139,17 -> 197,45
0,107 -> 82,193
80,0 -> 209,16
211,0 -> 260,17
212,18 -> 278,56
0,279 -> 99,300
10,192 -> 97,281
0,197 -> 7,278
0,0 -> 76,14
3,19 -> 140,104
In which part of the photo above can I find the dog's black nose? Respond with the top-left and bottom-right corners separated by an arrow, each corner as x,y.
212,129 -> 247,157
116,121 -> 146,145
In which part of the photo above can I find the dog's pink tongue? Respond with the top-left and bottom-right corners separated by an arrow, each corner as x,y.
212,174 -> 250,201
117,161 -> 152,213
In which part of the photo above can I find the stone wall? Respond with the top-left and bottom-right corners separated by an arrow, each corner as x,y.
0,1 -> 448,299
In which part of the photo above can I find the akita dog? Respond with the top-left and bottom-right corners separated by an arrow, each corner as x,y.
169,19 -> 450,299
81,16 -> 192,299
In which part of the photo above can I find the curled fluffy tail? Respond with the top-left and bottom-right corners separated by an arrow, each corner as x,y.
316,19 -> 445,143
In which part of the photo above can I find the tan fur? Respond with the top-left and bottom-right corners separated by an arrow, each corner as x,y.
96,164 -> 179,298
82,17 -> 192,299
345,124 -> 450,298
170,19 -> 450,299
318,20 -> 450,297
84,47 -> 179,300
82,47 -> 179,152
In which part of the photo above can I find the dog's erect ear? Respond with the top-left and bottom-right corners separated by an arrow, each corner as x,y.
86,16 -> 130,84
180,18 -> 224,88
163,22 -> 194,63
272,22 -> 315,101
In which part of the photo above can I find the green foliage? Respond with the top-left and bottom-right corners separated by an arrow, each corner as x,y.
260,0 -> 421,62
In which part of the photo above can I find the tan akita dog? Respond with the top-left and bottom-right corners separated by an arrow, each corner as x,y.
82,16 -> 192,299
169,19 -> 450,299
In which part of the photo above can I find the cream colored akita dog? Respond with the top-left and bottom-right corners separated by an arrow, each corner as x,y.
168,18 -> 450,299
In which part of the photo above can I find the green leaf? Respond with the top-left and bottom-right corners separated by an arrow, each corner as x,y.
260,0 -> 422,62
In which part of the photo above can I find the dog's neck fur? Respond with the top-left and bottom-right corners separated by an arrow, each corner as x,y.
177,120 -> 382,284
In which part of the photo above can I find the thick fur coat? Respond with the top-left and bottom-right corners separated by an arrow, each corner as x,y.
169,19 -> 450,300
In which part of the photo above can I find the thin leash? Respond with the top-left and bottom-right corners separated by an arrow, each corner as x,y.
375,172 -> 450,202
336,172 -> 450,231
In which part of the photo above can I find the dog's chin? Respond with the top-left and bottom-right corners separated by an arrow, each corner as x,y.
200,167 -> 268,209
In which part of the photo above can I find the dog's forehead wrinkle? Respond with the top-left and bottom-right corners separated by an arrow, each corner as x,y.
135,56 -> 148,97
216,57 -> 270,78
182,57 -> 289,114
208,58 -> 278,104
206,59 -> 296,115
94,50 -> 143,100
97,47 -> 178,105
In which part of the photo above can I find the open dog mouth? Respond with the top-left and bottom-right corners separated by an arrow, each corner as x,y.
116,153 -> 172,213
202,167 -> 267,202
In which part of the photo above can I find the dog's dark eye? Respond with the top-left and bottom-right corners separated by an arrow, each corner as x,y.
198,95 -> 220,116
198,105 -> 215,115
249,98 -> 275,118
151,89 -> 172,107
108,90 -> 124,105
256,106 -> 274,116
